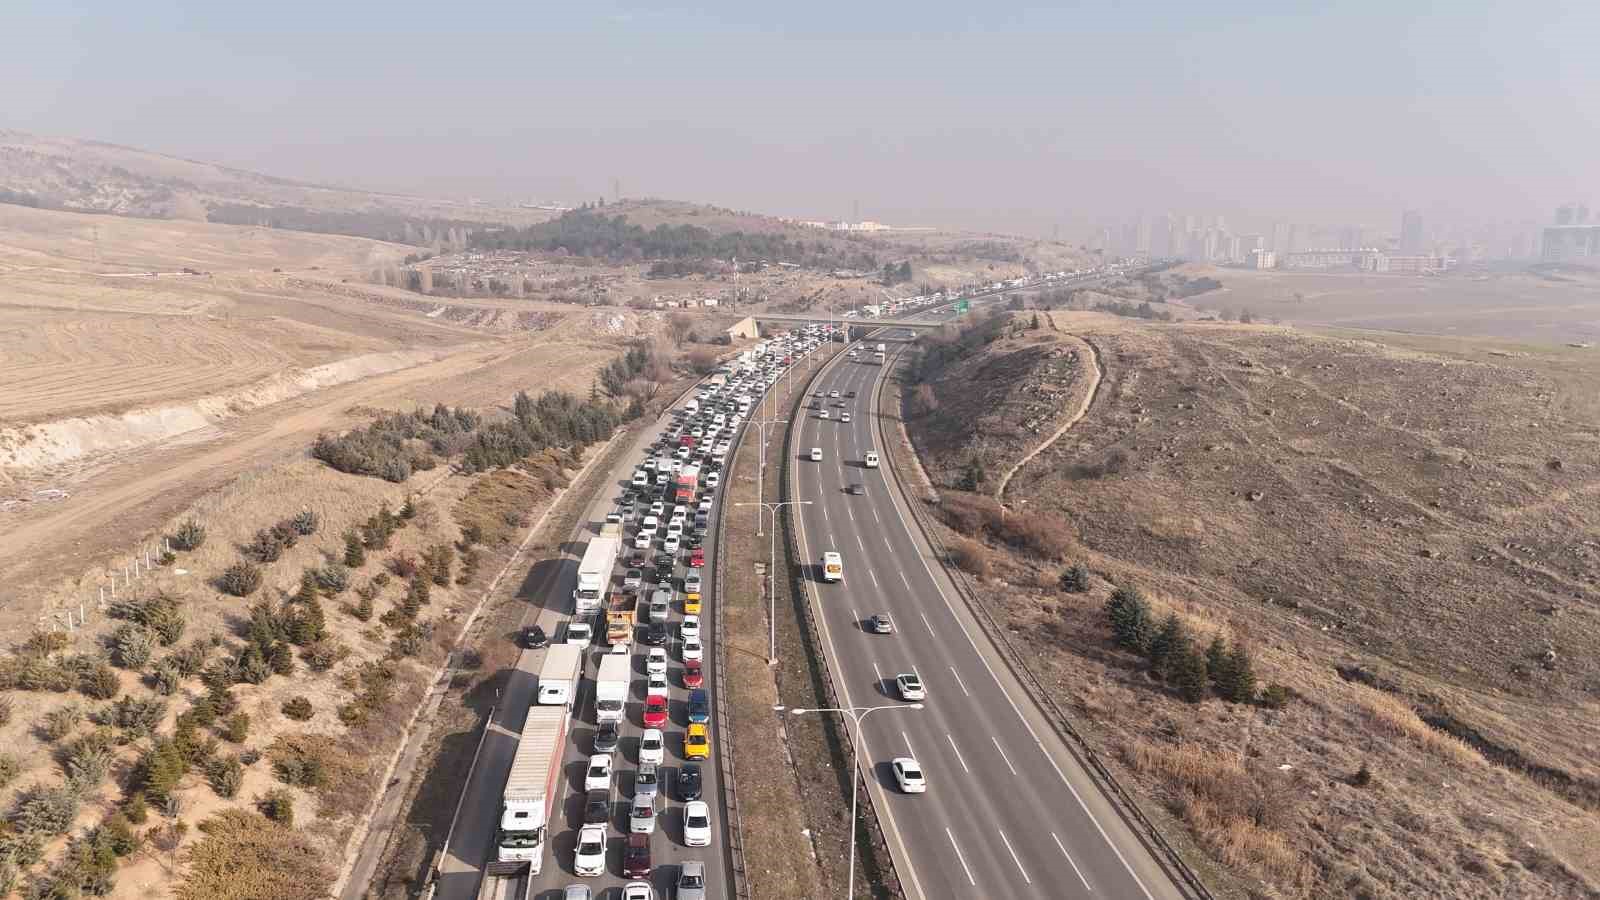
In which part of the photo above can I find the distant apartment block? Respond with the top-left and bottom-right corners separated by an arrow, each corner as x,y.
1541,226 -> 1600,263
1247,249 -> 1276,269
1278,249 -> 1444,273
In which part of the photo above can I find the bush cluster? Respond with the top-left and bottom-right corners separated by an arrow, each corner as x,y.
335,660 -> 398,727
1102,586 -> 1275,705
934,492 -> 1074,560
219,561 -> 264,597
311,404 -> 475,482
171,519 -> 207,551
110,591 -> 187,646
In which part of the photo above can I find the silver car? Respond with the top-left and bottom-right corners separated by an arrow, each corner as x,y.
563,886 -> 591,900
676,861 -> 707,900
633,762 -> 659,802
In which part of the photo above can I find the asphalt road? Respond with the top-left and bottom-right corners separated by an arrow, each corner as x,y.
435,351 -> 822,900
785,330 -> 1189,900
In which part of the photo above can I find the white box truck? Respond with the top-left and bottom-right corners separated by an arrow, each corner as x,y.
496,705 -> 569,870
537,644 -> 582,706
573,532 -> 621,616
595,653 -> 630,725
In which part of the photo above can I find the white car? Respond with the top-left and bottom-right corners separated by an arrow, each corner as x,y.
892,757 -> 926,794
573,824 -> 607,876
841,413 -> 851,423
681,636 -> 703,662
566,622 -> 593,648
810,447 -> 823,462
646,647 -> 669,676
895,673 -> 926,701
634,530 -> 652,550
649,502 -> 665,517
705,471 -> 720,489
632,470 -> 648,486
641,514 -> 660,534
684,572 -> 702,593
621,884 -> 654,900
585,754 -> 613,792
680,615 -> 700,640
819,410 -> 829,420
666,521 -> 684,540
647,671 -> 669,695
683,800 -> 712,847
676,447 -> 691,460
663,535 -> 680,555
638,728 -> 666,765
829,390 -> 840,398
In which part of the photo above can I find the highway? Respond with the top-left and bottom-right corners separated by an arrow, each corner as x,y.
785,331 -> 1189,899
434,376 -> 752,900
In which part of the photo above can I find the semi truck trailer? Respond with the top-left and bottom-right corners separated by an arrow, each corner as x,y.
495,705 -> 569,871
595,653 -> 630,724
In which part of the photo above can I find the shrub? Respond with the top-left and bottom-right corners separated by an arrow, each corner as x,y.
937,492 -> 1002,534
0,753 -> 22,789
303,639 -> 348,672
94,694 -> 167,739
270,520 -> 300,549
122,793 -> 148,825
948,537 -> 993,579
1259,682 -> 1293,709
222,712 -> 251,744
1217,643 -> 1259,704
996,511 -> 1073,560
250,528 -> 285,563
389,623 -> 427,659
220,562 -> 264,597
150,658 -> 182,695
1059,564 -> 1090,593
1105,585 -> 1154,653
102,812 -> 140,856
237,645 -> 272,684
398,496 -> 417,520
269,641 -> 296,676
11,784 -> 80,835
1351,762 -> 1373,788
258,789 -> 296,826
41,706 -> 82,742
387,553 -> 419,579
343,531 -> 366,568
132,737 -> 188,805
0,696 -> 9,727
169,641 -> 210,677
281,697 -> 314,721
111,623 -> 157,670
315,563 -> 350,595
171,520 -> 207,551
79,662 -> 119,700
160,550 -> 177,566
65,741 -> 114,790
290,510 -> 320,536
206,756 -> 244,798
289,598 -> 326,646
351,591 -> 374,622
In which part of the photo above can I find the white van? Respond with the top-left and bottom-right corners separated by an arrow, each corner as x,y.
864,451 -> 880,468
810,447 -> 823,462
822,552 -> 843,583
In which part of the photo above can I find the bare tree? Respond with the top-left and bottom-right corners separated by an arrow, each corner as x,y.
667,313 -> 694,346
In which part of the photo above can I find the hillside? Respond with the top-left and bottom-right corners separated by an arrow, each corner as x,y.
899,311 -> 1600,899
0,130 -> 549,231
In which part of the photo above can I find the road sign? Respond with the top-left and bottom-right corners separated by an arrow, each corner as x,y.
955,299 -> 970,315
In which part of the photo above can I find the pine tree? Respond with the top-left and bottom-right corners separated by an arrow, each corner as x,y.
1059,564 -> 1090,593
269,641 -> 295,676
353,591 -> 374,622
398,495 -> 416,522
293,571 -> 319,605
1147,613 -> 1190,680
1105,586 -> 1153,653
343,531 -> 366,568
1219,643 -> 1258,704
1174,648 -> 1209,702
290,598 -> 326,646
1205,635 -> 1228,683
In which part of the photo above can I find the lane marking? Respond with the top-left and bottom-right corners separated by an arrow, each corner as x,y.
872,504 -> 881,523
869,569 -> 880,589
872,660 -> 884,685
946,734 -> 970,773
898,571 -> 911,589
901,730 -> 916,757
1052,832 -> 1094,893
945,827 -> 977,886
856,532 -> 866,554
999,830 -> 1032,885
949,666 -> 971,697
993,736 -> 1017,776
918,610 -> 935,635
852,607 -> 862,631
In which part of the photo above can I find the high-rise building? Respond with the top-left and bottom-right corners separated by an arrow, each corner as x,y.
1271,222 -> 1292,255
1556,205 -> 1575,226
1400,210 -> 1425,254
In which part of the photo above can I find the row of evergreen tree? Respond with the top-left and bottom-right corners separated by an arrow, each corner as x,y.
1104,585 -> 1287,707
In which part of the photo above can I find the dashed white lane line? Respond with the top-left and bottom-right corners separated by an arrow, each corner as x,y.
898,570 -> 911,589
992,736 -> 1017,776
869,569 -> 880,589
999,829 -> 1032,885
871,504 -> 881,523
918,610 -> 935,635
1052,832 -> 1094,893
946,734 -> 970,773
946,828 -> 977,886
852,607 -> 861,631
872,660 -> 883,685
901,730 -> 916,756
949,666 -> 971,697
856,532 -> 866,553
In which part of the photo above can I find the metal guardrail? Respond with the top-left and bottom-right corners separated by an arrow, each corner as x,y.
777,345 -> 906,898
871,343 -> 1214,900
711,391 -> 755,899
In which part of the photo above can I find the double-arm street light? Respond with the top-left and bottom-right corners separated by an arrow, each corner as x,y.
735,500 -> 812,665
779,702 -> 925,899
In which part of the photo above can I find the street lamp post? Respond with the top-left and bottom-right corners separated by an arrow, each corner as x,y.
735,500 -> 812,665
782,703 -> 924,899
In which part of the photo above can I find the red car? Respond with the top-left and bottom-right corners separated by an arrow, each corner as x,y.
689,548 -> 705,568
642,694 -> 669,728
682,659 -> 704,689
623,832 -> 651,878
629,551 -> 649,570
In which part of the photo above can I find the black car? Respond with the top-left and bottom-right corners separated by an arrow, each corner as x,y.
643,621 -> 669,646
583,789 -> 611,825
594,721 -> 621,754
847,483 -> 866,496
522,624 -> 548,649
677,763 -> 703,801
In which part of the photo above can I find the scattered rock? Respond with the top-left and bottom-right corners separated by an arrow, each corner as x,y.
1548,458 -> 1564,471
1419,548 -> 1438,559
1248,490 -> 1265,502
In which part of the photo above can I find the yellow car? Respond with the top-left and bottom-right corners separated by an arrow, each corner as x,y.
684,592 -> 702,615
684,723 -> 710,760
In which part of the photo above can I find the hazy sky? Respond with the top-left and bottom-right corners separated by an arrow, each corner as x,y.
6,1 -> 1597,236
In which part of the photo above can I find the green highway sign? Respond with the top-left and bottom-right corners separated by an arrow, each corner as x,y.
955,299 -> 970,315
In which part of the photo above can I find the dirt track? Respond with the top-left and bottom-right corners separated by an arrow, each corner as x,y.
994,327 -> 1101,503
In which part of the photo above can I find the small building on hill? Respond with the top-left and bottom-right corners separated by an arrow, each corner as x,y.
725,316 -> 760,340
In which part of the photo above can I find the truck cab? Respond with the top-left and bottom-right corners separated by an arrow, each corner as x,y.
864,451 -> 880,468
822,551 -> 843,583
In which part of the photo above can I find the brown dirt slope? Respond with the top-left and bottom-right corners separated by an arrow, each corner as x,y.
903,310 -> 1600,900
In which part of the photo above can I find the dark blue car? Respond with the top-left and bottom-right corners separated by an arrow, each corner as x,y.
687,688 -> 710,724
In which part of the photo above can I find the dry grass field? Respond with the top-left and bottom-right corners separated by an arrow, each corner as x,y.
902,310 -> 1600,899
1176,263 -> 1600,345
